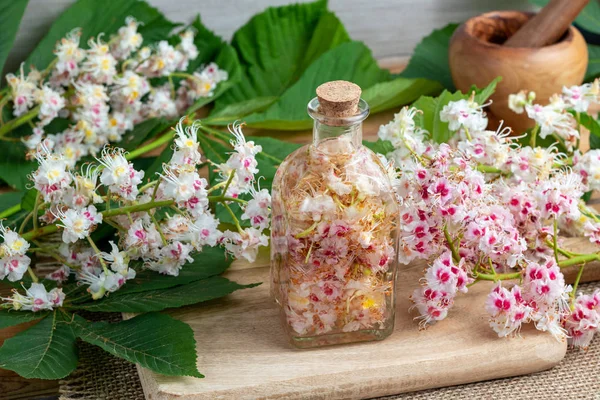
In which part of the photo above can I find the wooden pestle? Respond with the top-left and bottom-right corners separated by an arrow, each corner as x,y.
504,0 -> 589,48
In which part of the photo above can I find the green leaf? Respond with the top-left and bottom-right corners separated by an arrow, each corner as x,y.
70,313 -> 202,378
412,79 -> 499,143
203,97 -> 278,126
250,136 -> 302,189
242,41 -> 391,130
0,141 -> 36,191
3,276 -> 58,291
400,23 -> 458,90
0,191 -> 23,213
580,112 -> 600,149
25,0 -> 179,71
413,90 -> 466,143
144,144 -> 174,178
211,0 -> 349,118
73,276 -> 259,312
362,77 -> 442,114
363,139 -> 395,155
119,118 -> 168,152
0,310 -> 47,329
0,191 -> 29,226
472,77 -> 502,104
20,188 -> 38,212
117,247 -> 233,295
530,0 -> 600,35
0,0 -> 29,74
586,44 -> 600,82
0,311 -> 78,379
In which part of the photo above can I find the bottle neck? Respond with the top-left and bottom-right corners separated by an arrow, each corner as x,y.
307,97 -> 369,154
312,120 -> 362,151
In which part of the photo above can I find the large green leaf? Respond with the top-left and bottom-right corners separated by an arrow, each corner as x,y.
72,276 -> 259,312
242,41 -> 391,130
0,0 -> 28,74
249,136 -> 302,189
117,247 -> 233,295
0,311 -> 78,379
119,118 -> 169,152
0,191 -> 23,213
0,310 -> 47,329
211,0 -> 349,119
413,78 -> 499,143
580,112 -> 600,149
363,139 -> 395,155
413,90 -> 467,143
400,24 -> 458,91
25,0 -> 179,71
70,313 -> 202,378
203,97 -> 279,126
586,44 -> 600,82
20,188 -> 38,212
530,0 -> 600,35
363,77 -> 442,114
472,77 -> 502,105
0,141 -> 36,191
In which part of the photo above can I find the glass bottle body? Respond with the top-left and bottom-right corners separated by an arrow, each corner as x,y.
270,98 -> 399,348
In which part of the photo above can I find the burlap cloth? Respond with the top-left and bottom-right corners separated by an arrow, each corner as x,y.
59,282 -> 600,400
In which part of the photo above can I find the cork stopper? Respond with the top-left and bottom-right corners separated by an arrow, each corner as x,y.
316,80 -> 361,118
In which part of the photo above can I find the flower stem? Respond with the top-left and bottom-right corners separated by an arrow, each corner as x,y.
571,264 -> 585,303
32,192 -> 41,230
223,203 -> 243,233
558,253 -> 600,268
22,199 -> 175,241
529,124 -> 539,148
21,224 -> 59,242
464,126 -> 472,141
476,271 -> 522,282
102,199 -> 173,218
0,204 -> 21,219
18,211 -> 34,234
86,236 -> 109,273
475,165 -> 504,174
139,180 -> 158,194
0,106 -> 40,137
443,225 -> 460,263
27,267 -> 39,283
125,130 -> 175,161
553,218 -> 559,264
208,195 -> 247,204
295,221 -> 319,239
150,212 -> 168,246
200,125 -> 231,143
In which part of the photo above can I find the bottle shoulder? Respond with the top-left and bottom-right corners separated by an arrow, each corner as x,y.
272,143 -> 397,206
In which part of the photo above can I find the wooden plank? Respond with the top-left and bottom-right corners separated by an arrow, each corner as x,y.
134,255 -> 567,400
0,374 -> 59,400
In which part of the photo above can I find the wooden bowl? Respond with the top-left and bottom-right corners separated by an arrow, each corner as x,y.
449,11 -> 588,133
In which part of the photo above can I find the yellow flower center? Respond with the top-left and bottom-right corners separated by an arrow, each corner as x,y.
47,169 -> 61,180
10,240 -> 24,252
362,297 -> 376,309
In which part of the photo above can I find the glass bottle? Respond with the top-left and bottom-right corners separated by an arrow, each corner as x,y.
270,81 -> 399,348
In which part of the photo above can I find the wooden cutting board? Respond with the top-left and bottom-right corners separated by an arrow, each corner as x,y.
133,254 -> 567,400
134,89 -> 600,399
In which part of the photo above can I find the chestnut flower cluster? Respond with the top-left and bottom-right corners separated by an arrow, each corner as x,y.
378,80 -> 600,348
3,17 -> 228,165
1,119 -> 269,307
